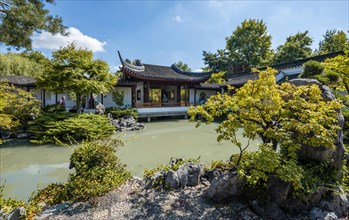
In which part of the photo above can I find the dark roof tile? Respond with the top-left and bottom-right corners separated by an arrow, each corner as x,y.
0,75 -> 36,86
118,51 -> 212,83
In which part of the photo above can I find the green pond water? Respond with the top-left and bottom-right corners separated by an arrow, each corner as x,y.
0,119 -> 261,201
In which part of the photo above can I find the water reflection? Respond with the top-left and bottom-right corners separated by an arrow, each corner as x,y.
0,119 -> 261,200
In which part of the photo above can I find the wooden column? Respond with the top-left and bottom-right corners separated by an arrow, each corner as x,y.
132,85 -> 136,107
144,82 -> 150,103
101,94 -> 104,105
184,84 -> 188,106
43,89 -> 46,106
177,85 -> 181,104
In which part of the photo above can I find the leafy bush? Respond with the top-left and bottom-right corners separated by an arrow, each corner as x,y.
299,60 -> 324,78
324,71 -> 340,83
0,139 -> 131,219
28,113 -> 114,144
41,104 -> 65,113
105,107 -> 138,120
0,82 -> 41,136
0,183 -> 25,214
65,140 -> 131,201
29,183 -> 67,206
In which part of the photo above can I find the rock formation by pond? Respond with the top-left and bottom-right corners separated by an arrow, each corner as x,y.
290,79 -> 345,169
205,79 -> 348,219
107,113 -> 145,131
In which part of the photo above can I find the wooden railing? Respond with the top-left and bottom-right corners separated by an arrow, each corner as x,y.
135,102 -> 195,108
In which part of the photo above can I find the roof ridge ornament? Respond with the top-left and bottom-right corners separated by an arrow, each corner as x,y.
118,51 -> 145,72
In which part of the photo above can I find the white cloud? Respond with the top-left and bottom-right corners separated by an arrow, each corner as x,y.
193,68 -> 203,72
111,65 -> 121,72
32,27 -> 106,52
172,15 -> 182,23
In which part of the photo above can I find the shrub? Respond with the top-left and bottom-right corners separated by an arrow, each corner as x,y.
105,107 -> 138,120
29,183 -> 67,206
28,113 -> 115,144
0,139 -> 131,219
299,60 -> 324,78
324,71 -> 340,83
41,104 -> 65,113
65,140 -> 131,201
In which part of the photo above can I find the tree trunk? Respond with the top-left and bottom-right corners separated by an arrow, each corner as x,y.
76,93 -> 82,114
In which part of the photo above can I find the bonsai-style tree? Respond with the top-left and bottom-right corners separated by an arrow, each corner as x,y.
188,68 -> 342,189
38,43 -> 117,113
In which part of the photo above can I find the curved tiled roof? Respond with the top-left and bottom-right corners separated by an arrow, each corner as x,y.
225,73 -> 259,87
225,51 -> 344,87
0,75 -> 36,86
118,51 -> 212,83
271,51 -> 344,70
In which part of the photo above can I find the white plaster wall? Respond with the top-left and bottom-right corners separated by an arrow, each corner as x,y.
45,91 -> 56,105
30,88 -> 42,103
281,66 -> 303,75
103,87 -> 132,108
189,89 -> 218,104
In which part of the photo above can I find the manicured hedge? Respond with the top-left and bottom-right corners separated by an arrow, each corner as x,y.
28,113 -> 115,144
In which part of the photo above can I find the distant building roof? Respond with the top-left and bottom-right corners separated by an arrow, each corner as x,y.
225,73 -> 259,87
271,51 -> 343,70
0,75 -> 36,86
118,51 -> 212,84
225,51 -> 344,87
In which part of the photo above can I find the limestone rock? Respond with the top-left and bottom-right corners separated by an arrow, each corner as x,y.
207,171 -> 243,201
318,188 -> 349,217
267,175 -> 291,205
237,208 -> 260,220
165,170 -> 179,189
144,172 -> 163,189
107,114 -> 145,131
250,199 -> 287,220
177,162 -> 201,188
6,207 -> 26,220
17,133 -> 30,139
203,169 -> 222,181
33,203 -> 70,220
289,78 -> 345,169
95,103 -> 105,115
308,207 -> 338,220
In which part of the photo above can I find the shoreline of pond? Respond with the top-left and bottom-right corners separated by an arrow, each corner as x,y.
0,119 -> 261,201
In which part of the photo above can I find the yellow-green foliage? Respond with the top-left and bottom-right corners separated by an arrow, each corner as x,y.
188,67 -> 343,194
66,140 -> 131,201
0,139 -> 131,219
105,107 -> 138,120
323,50 -> 349,94
206,72 -> 227,84
28,113 -> 115,144
0,184 -> 25,215
0,82 -> 41,131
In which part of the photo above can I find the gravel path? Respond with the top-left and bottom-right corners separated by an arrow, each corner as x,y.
37,178 -> 258,220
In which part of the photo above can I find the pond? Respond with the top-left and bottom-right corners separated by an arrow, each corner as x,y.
0,119 -> 261,201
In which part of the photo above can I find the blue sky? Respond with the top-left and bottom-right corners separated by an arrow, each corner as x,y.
3,0 -> 349,71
